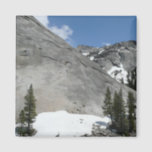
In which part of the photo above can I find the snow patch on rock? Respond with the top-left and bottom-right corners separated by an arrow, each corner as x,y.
98,49 -> 104,55
107,64 -> 128,84
90,56 -> 94,61
82,52 -> 90,56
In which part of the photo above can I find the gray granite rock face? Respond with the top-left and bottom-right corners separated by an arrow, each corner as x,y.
78,41 -> 136,83
16,16 -> 135,121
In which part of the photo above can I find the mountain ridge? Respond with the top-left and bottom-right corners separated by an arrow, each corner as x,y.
78,40 -> 136,83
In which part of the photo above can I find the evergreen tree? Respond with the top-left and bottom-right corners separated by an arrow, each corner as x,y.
18,109 -> 25,136
102,87 -> 112,118
111,91 -> 118,122
127,91 -> 136,133
19,110 -> 25,127
112,89 -> 128,135
24,84 -> 37,136
127,68 -> 136,90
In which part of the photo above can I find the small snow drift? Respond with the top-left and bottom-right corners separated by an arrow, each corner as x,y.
82,52 -> 90,56
33,111 -> 111,137
107,64 -> 128,84
89,56 -> 94,61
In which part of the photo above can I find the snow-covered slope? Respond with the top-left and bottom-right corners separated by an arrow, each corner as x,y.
33,111 -> 111,137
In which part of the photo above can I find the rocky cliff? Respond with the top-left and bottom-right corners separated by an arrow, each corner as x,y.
16,16 -> 135,121
78,41 -> 136,83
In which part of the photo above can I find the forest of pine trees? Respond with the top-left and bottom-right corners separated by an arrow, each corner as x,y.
103,87 -> 136,136
16,84 -> 37,136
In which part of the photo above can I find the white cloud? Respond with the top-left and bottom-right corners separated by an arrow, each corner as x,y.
50,25 -> 73,40
102,42 -> 111,46
34,16 -> 73,41
34,16 -> 49,27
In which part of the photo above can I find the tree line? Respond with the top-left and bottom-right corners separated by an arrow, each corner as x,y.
103,87 -> 136,136
16,82 -> 136,136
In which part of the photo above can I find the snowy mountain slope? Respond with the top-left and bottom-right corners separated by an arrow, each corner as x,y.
78,41 -> 136,84
33,111 -> 111,137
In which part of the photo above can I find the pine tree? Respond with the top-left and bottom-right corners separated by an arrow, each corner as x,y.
24,84 -> 37,136
18,109 -> 25,136
112,89 -> 128,135
117,89 -> 128,135
111,91 -> 119,130
127,68 -> 136,90
19,110 -> 25,127
127,91 -> 136,133
102,87 -> 112,118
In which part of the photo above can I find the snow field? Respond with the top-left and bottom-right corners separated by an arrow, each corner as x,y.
33,111 -> 111,137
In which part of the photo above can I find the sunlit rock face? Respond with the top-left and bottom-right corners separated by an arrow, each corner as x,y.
16,16 -> 135,121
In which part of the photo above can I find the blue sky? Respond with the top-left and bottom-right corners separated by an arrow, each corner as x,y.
35,16 -> 136,48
